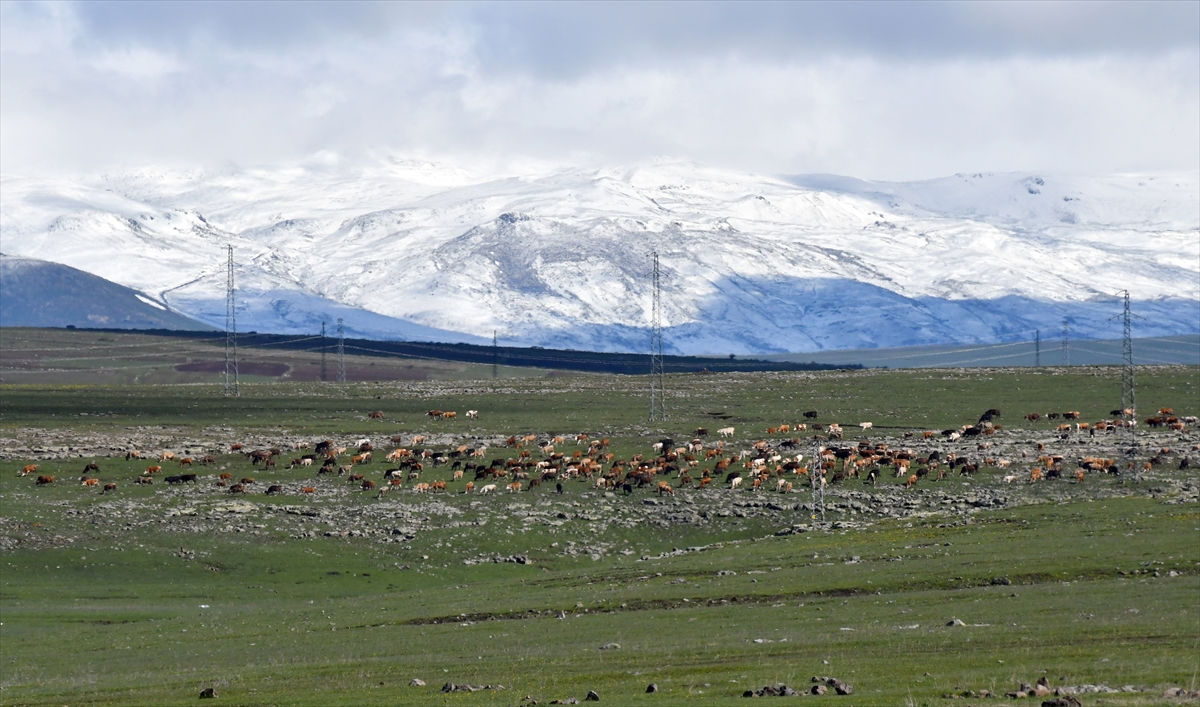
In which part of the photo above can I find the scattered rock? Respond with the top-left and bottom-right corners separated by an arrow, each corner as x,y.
1041,697 -> 1081,707
409,678 -> 425,686
947,618 -> 967,626
646,683 -> 658,693
199,687 -> 216,699
586,690 -> 600,701
442,682 -> 456,693
599,642 -> 620,650
810,684 -> 827,695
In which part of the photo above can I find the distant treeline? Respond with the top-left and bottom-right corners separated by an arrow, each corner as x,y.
72,327 -> 861,375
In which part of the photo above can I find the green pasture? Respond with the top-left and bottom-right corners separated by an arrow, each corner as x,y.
1,363 -> 1198,705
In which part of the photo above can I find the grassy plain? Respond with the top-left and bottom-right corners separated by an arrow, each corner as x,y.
1,362 -> 1198,706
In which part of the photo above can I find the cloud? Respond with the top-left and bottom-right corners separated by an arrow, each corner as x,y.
1,1 -> 1196,179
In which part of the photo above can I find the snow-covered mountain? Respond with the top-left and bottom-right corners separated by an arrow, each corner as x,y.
2,157 -> 1197,354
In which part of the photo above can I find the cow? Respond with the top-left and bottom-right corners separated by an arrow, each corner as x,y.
145,466 -> 163,475
478,483 -> 497,494
803,410 -> 819,419
1026,412 -> 1042,421
717,427 -> 735,438
178,457 -> 194,467
301,486 -> 316,494
83,462 -> 100,474
180,473 -> 198,484
657,481 -> 674,496
135,476 -> 154,485
102,483 -> 117,494
81,478 -> 99,487
368,411 -> 384,420
36,475 -> 55,486
160,451 -> 176,462
219,472 -> 233,480
240,477 -> 255,485
18,464 -> 37,477
228,483 -> 246,494
426,410 -> 444,419
230,443 -> 244,452
361,479 -> 376,491
432,480 -> 446,492
165,475 -> 186,484
730,476 -> 743,490
464,481 -> 475,494
859,422 -> 873,430
466,410 -> 479,419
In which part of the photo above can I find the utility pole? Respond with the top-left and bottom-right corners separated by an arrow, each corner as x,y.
1061,318 -> 1070,366
649,251 -> 666,421
223,245 -> 239,397
1034,329 -> 1040,367
492,329 -> 499,380
320,321 -> 328,382
336,318 -> 346,383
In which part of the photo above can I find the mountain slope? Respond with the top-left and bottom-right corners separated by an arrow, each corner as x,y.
1,159 -> 1196,353
0,254 -> 214,331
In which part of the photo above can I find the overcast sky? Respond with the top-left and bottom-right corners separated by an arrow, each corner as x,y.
2,1 -> 1197,180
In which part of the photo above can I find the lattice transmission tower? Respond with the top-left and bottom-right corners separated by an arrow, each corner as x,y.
336,318 -> 346,383
1113,290 -> 1142,472
1061,318 -> 1070,366
810,442 -> 825,524
648,251 -> 666,421
1034,329 -> 1041,367
320,321 -> 328,381
223,245 -> 239,397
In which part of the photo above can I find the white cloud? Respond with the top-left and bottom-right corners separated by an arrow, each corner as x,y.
1,1 -> 1196,180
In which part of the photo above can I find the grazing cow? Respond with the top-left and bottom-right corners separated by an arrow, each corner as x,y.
348,474 -> 365,482
160,451 -> 176,462
1063,411 -> 1080,420
81,478 -> 99,487
361,479 -> 376,491
859,422 -> 873,430
730,477 -> 743,490
1030,468 -> 1044,482
36,475 -> 55,486
230,443 -> 244,452
1159,407 -> 1174,415
228,484 -> 246,494
718,427 -> 735,438
368,411 -> 384,420
145,465 -> 163,475
180,473 -> 198,484
478,483 -> 497,494
219,472 -> 233,480
102,483 -> 117,494
83,462 -> 100,474
178,457 -> 194,467
426,410 -> 444,419
432,480 -> 446,492
301,486 -> 316,494
135,476 -> 153,485
906,474 -> 918,489
1026,412 -> 1042,421
803,410 -> 819,419
657,481 -> 674,496
507,481 -> 522,493
464,481 -> 475,494
19,464 -> 37,476
466,410 -> 479,419
266,485 -> 284,495
240,477 -> 255,485
165,475 -> 185,484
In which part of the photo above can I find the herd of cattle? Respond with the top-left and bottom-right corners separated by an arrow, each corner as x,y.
15,407 -> 1195,497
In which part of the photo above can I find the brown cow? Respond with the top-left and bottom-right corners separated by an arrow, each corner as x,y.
135,476 -> 153,485
361,479 -> 376,491
19,464 -> 37,476
102,483 -> 117,494
145,465 -> 163,475
431,480 -> 446,492
657,481 -> 674,496
266,485 -> 284,495
179,457 -> 194,467
300,486 -> 316,494
81,478 -> 99,487
368,411 -> 384,419
36,475 -> 55,486
160,451 -> 176,462
240,477 -> 255,485
228,483 -> 246,494
219,472 -> 233,480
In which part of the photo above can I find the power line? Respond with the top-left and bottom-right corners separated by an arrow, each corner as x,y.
649,251 -> 666,421
336,318 -> 346,383
224,245 -> 238,397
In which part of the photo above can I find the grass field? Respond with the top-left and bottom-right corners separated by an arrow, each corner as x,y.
1,358 -> 1198,705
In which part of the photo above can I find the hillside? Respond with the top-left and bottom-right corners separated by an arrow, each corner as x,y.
2,159 -> 1196,353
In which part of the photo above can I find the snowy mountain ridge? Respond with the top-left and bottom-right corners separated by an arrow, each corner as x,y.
2,157 -> 1197,354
